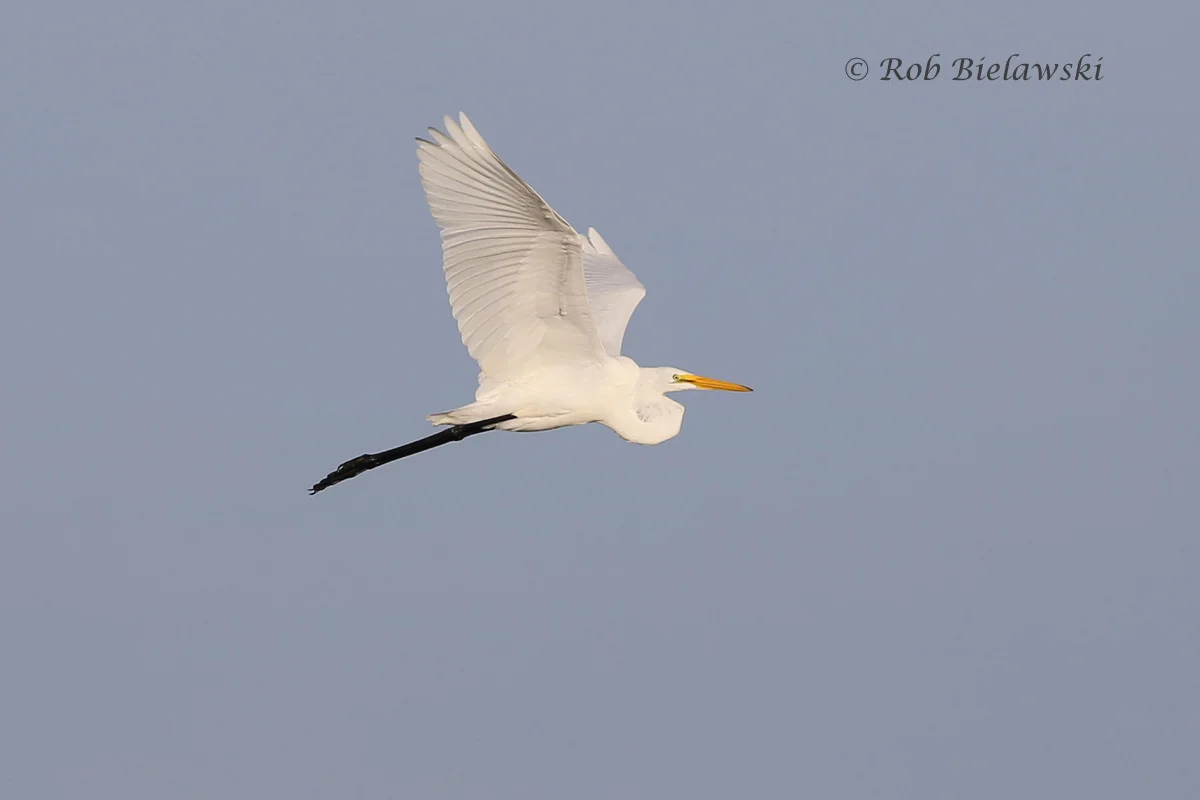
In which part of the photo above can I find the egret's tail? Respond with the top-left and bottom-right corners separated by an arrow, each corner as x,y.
426,403 -> 503,426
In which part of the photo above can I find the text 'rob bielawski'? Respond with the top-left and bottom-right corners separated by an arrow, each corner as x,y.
843,54 -> 1104,82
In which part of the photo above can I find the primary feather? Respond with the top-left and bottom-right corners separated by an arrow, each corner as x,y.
416,113 -> 629,380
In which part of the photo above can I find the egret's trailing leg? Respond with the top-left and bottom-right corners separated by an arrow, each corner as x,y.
309,414 -> 517,494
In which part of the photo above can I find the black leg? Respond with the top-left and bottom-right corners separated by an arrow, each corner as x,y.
309,414 -> 516,495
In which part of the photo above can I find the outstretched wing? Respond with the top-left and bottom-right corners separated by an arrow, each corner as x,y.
581,227 -> 646,356
416,113 -> 606,379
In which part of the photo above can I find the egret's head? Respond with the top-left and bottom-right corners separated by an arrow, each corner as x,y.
658,367 -> 753,394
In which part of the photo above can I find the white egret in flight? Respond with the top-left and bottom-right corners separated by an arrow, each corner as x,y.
310,113 -> 751,493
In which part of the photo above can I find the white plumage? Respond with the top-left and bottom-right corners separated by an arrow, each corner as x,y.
309,113 -> 751,494
415,113 -> 749,444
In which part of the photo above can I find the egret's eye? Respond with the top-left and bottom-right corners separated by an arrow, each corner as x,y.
672,374 -> 681,382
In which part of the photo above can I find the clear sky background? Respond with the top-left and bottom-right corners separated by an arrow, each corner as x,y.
3,2 -> 1198,798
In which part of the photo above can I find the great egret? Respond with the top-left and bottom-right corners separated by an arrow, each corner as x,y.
310,113 -> 751,494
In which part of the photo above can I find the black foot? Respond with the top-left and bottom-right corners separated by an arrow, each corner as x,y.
310,453 -> 380,494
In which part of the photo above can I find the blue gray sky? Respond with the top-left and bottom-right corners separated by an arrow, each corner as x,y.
3,2 -> 1198,798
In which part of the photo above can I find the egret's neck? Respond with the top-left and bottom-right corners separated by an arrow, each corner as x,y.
598,367 -> 685,445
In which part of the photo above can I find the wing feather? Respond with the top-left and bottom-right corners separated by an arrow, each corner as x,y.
581,227 -> 647,356
415,113 -> 605,377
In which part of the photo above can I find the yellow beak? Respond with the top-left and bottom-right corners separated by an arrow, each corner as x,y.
678,374 -> 753,392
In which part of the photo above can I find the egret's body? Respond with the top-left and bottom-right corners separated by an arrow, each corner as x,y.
430,360 -> 683,444
310,113 -> 750,493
